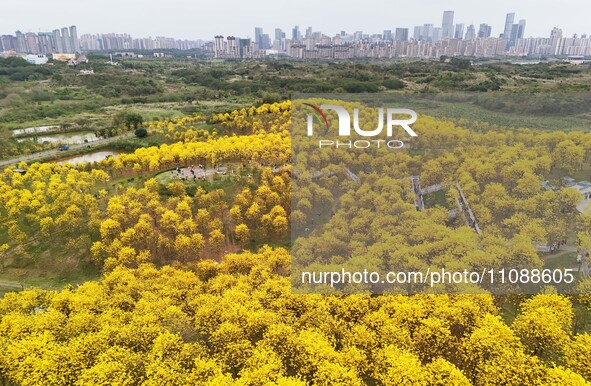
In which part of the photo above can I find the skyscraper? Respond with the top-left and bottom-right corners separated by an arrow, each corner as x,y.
15,31 -> 27,53
441,11 -> 454,38
1,35 -> 16,52
291,26 -> 301,41
61,27 -> 71,52
213,35 -> 224,57
432,27 -> 442,42
254,27 -> 263,48
274,28 -> 283,41
261,34 -> 270,50
69,25 -> 79,52
239,38 -> 251,58
395,28 -> 409,41
226,36 -> 238,57
305,27 -> 312,38
273,28 -> 284,51
37,33 -> 53,53
508,24 -> 519,48
413,26 -> 422,40
505,19 -> 526,49
454,24 -> 465,39
503,13 -> 515,39
421,24 -> 434,41
465,25 -> 476,40
517,19 -> 526,39
550,27 -> 563,40
25,33 -> 39,54
52,29 -> 63,52
383,30 -> 393,41
478,24 -> 492,38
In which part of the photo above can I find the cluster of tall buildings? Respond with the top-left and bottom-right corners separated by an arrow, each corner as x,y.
211,11 -> 590,59
79,34 -> 203,51
1,26 -> 79,54
2,13 -> 590,61
411,11 -> 524,48
513,28 -> 591,57
501,13 -> 527,48
0,25 -> 204,54
213,36 -> 254,59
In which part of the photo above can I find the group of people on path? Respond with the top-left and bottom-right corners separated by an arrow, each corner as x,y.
169,164 -> 231,182
171,165 -> 207,182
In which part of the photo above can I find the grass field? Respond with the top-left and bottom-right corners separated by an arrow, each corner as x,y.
0,97 -> 255,142
403,95 -> 591,132
423,189 -> 452,210
543,251 -> 579,270
0,238 -> 101,296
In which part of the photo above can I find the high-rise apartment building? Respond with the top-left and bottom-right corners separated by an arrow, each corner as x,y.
15,31 -> 27,53
1,35 -> 16,51
421,24 -> 434,41
517,19 -> 526,40
61,27 -> 72,53
292,26 -> 301,41
503,13 -> 515,39
260,34 -> 271,50
441,11 -> 454,38
274,28 -> 283,41
69,25 -> 79,52
214,35 -> 225,57
254,27 -> 263,48
37,32 -> 53,53
395,28 -> 409,41
454,24 -> 465,39
550,27 -> 563,40
51,29 -> 63,52
465,25 -> 476,40
25,33 -> 39,54
413,26 -> 422,40
478,24 -> 492,38
432,27 -> 442,42
505,19 -> 526,48
227,36 -> 239,57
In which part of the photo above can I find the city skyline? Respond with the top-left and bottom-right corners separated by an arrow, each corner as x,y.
1,0 -> 589,41
4,18 -> 590,60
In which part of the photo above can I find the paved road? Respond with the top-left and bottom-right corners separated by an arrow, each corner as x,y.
0,132 -> 135,168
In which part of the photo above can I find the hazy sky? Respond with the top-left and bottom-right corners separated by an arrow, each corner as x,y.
1,0 -> 589,40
